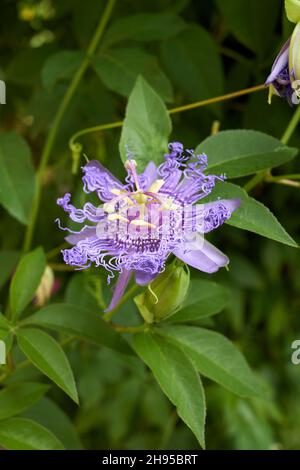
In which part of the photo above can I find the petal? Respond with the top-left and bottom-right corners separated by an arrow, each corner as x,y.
105,269 -> 132,312
139,161 -> 158,190
266,38 -> 290,85
173,235 -> 229,273
135,270 -> 158,285
65,226 -> 97,245
82,160 -> 126,202
57,193 -> 104,223
183,198 -> 240,234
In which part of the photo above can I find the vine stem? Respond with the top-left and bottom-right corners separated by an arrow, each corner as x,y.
23,0 -> 116,252
281,105 -> 300,145
69,84 -> 266,148
244,105 -> 300,192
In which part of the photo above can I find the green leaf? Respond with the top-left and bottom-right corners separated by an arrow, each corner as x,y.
22,397 -> 83,450
0,132 -> 36,224
17,328 -> 78,404
161,25 -> 223,104
0,312 -> 10,330
9,247 -> 46,320
206,182 -> 298,247
216,0 -> 280,56
0,382 -> 49,420
103,13 -> 186,48
133,332 -> 206,447
0,317 -> 12,354
197,130 -> 298,178
93,47 -> 173,102
119,76 -> 171,167
24,303 -> 133,356
285,0 -> 300,23
159,325 -> 263,398
0,251 -> 20,288
164,280 -> 229,323
0,418 -> 64,450
41,50 -> 84,90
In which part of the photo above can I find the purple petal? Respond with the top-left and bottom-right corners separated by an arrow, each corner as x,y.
135,270 -> 158,285
266,38 -> 290,85
65,226 -> 97,245
105,269 -> 132,312
173,237 -> 229,273
82,160 -> 126,202
140,161 -> 158,190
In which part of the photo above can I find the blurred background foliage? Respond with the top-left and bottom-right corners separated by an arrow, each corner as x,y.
0,0 -> 300,450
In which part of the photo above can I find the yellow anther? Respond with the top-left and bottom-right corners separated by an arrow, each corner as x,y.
103,202 -> 115,214
110,188 -> 123,195
107,214 -> 129,223
130,219 -> 156,229
148,179 -> 165,193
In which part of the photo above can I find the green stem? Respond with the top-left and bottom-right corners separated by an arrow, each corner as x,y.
113,323 -> 148,333
281,105 -> 300,145
46,242 -> 69,260
267,173 -> 300,181
243,171 -> 267,192
23,0 -> 116,252
48,263 -> 77,272
69,84 -> 266,150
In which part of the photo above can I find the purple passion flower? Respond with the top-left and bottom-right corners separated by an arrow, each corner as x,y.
265,22 -> 300,105
57,142 -> 240,310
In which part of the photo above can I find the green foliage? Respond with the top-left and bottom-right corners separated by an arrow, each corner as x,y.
198,130 -> 298,178
17,328 -> 78,403
0,418 -> 64,450
119,76 -> 172,166
93,47 -> 173,102
161,25 -> 224,104
102,12 -> 186,48
42,50 -> 85,90
158,325 -> 263,398
0,132 -> 36,225
206,182 -> 298,247
163,279 -> 229,323
9,247 -> 46,321
0,382 -> 49,420
25,303 -> 133,355
216,0 -> 281,56
133,331 -> 206,448
0,0 -> 299,452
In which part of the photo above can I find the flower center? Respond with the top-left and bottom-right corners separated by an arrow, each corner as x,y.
102,159 -> 178,233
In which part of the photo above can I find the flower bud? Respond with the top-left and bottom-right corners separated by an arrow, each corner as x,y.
285,0 -> 300,23
289,21 -> 300,81
134,260 -> 190,323
34,266 -> 55,307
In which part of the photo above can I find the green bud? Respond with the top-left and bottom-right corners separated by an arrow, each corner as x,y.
289,21 -> 300,81
285,0 -> 300,23
134,260 -> 190,323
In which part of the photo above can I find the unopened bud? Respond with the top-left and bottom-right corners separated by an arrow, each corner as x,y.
134,260 -> 190,323
285,0 -> 300,23
34,266 -> 55,307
